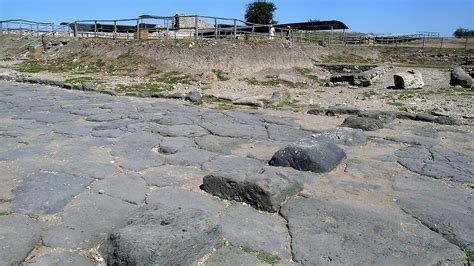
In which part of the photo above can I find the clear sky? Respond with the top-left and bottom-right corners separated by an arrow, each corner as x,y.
1,0 -> 473,36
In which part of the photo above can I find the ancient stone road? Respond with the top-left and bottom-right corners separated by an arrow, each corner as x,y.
0,81 -> 473,265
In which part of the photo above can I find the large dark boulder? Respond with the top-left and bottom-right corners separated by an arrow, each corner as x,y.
103,205 -> 223,265
340,116 -> 384,131
269,139 -> 346,173
450,67 -> 472,88
202,156 -> 303,213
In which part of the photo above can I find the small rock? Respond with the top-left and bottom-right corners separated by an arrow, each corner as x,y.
269,139 -> 346,173
201,71 -> 218,81
268,89 -> 291,106
450,67 -> 472,88
393,71 -> 424,89
326,105 -> 360,116
98,189 -> 105,194
185,90 -> 202,103
340,116 -> 384,131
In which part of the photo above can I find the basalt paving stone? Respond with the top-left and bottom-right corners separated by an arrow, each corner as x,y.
200,121 -> 269,140
216,204 -> 292,259
43,160 -> 120,180
146,187 -> 227,215
11,172 -> 92,215
202,156 -> 303,212
102,205 -> 223,266
0,146 -> 49,161
194,135 -> 248,155
315,127 -> 368,146
164,148 -> 218,166
52,124 -> 93,137
393,176 -> 474,248
395,145 -> 474,183
143,165 -> 207,187
92,173 -> 147,205
158,137 -> 196,154
91,129 -> 126,138
265,124 -> 315,142
151,124 -> 209,137
153,112 -> 198,125
0,215 -> 44,265
85,112 -> 124,122
384,135 -> 440,147
281,197 -> 466,265
26,251 -> 94,266
43,192 -> 137,249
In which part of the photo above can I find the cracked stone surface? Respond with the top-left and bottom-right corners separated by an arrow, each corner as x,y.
0,81 -> 472,265
281,197 -> 466,265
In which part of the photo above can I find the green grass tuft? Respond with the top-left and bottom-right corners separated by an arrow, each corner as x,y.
361,90 -> 378,97
0,210 -> 12,216
116,83 -> 165,93
212,69 -> 230,81
240,245 -> 281,265
465,247 -> 474,262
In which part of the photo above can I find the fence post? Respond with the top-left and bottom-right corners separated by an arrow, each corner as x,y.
214,18 -> 218,39
440,38 -> 443,49
94,21 -> 97,38
136,19 -> 140,40
74,22 -> 78,38
194,16 -> 198,39
422,36 -> 425,48
465,37 -> 468,50
113,21 -> 117,40
251,25 -> 255,39
233,19 -> 237,39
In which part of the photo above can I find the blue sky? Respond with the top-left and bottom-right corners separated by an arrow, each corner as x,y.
1,0 -> 473,36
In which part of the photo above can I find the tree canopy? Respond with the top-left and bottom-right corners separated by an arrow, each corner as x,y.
244,0 -> 277,25
453,28 -> 474,38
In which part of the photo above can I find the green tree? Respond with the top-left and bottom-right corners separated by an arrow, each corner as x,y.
453,28 -> 474,38
245,0 -> 277,25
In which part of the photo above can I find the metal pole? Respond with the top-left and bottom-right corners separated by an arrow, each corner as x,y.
422,36 -> 425,48
195,16 -> 198,39
74,22 -> 78,38
330,26 -> 334,45
251,25 -> 255,39
214,18 -> 218,39
137,19 -> 140,40
94,21 -> 97,37
233,19 -> 237,39
113,21 -> 117,40
440,38 -> 443,49
465,37 -> 468,50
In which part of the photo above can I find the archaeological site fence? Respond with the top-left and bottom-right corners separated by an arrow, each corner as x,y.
1,16 -> 473,50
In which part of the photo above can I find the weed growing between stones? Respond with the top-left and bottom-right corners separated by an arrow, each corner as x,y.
152,71 -> 192,85
64,76 -> 104,84
116,83 -> 165,93
17,140 -> 29,145
0,210 -> 12,216
361,90 -> 378,97
465,247 -> 474,262
241,77 -> 306,88
240,245 -> 281,265
211,69 -> 230,81
294,67 -> 319,80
